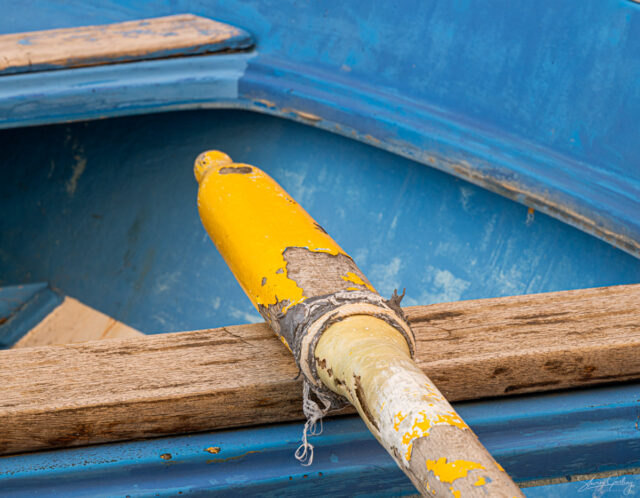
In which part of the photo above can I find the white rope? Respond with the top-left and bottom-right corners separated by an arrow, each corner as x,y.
294,380 -> 332,466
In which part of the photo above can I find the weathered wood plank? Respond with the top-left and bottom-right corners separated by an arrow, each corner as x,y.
13,297 -> 143,348
0,14 -> 253,75
0,284 -> 638,456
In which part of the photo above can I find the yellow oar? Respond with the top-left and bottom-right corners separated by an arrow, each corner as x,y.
195,150 -> 523,497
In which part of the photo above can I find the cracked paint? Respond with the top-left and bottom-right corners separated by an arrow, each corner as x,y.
195,150 -> 347,318
341,271 -> 376,292
426,457 -> 484,483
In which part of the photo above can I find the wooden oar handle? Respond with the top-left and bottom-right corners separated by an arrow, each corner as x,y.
195,151 -> 523,497
194,150 -> 414,384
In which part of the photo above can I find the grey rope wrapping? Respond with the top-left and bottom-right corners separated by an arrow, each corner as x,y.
265,289 -> 415,464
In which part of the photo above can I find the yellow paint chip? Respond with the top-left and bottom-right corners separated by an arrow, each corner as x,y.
434,412 -> 469,431
393,411 -> 407,432
341,271 -> 376,292
426,457 -> 484,484
279,334 -> 292,352
404,443 -> 412,462
401,412 -> 433,461
474,476 -> 486,486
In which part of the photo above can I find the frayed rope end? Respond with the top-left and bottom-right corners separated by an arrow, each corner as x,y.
294,380 -> 332,466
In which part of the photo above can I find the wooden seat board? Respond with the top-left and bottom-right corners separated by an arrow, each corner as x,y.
0,14 -> 253,75
0,283 -> 638,456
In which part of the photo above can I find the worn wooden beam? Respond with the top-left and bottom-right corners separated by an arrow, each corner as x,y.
0,283 -> 638,456
0,14 -> 253,76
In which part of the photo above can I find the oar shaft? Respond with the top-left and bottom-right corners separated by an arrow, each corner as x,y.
194,150 -> 523,497
316,316 -> 522,496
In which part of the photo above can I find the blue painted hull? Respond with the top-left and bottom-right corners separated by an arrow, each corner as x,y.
2,110 -> 638,332
2,383 -> 640,496
0,1 -> 639,495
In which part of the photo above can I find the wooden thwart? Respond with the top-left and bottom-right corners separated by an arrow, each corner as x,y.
0,283 -> 638,456
0,14 -> 253,75
12,296 -> 143,348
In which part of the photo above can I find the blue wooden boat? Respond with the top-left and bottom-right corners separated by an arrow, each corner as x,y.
1,1 -> 639,496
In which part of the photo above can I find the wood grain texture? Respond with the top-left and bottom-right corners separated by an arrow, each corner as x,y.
0,283 -> 638,456
0,14 -> 253,75
12,297 -> 143,348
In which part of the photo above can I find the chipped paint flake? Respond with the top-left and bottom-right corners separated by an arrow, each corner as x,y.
393,411 -> 407,431
279,334 -> 292,352
66,152 -> 86,196
399,409 -> 469,461
294,110 -> 322,122
426,457 -> 484,484
341,271 -> 376,292
434,412 -> 468,431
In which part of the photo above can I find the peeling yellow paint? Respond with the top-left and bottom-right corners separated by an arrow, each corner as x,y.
401,412 -> 432,461
449,487 -> 461,498
404,443 -> 412,462
195,151 -> 347,317
434,412 -> 469,431
422,384 -> 445,401
426,457 -> 484,484
402,415 -> 432,445
341,271 -> 376,292
393,411 -> 407,431
474,476 -> 486,486
279,334 -> 292,352
400,408 -> 471,462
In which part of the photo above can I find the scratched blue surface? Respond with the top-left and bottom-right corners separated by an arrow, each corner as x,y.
2,382 -> 640,496
0,110 -> 638,332
0,1 -> 638,255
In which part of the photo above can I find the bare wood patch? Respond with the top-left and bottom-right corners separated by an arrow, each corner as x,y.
0,14 -> 253,75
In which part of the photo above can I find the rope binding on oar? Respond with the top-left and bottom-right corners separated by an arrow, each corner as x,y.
283,288 -> 414,464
